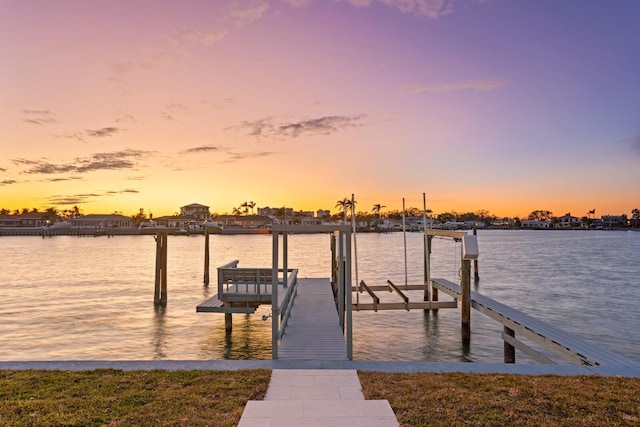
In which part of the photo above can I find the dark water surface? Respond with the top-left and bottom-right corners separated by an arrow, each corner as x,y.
1,230 -> 638,363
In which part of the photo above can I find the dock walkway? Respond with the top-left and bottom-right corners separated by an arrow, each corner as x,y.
278,278 -> 348,361
239,369 -> 398,426
432,278 -> 640,368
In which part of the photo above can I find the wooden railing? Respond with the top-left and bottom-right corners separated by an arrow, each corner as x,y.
278,269 -> 299,340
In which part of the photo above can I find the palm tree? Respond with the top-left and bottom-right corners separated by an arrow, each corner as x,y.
232,207 -> 241,216
372,203 -> 386,218
335,198 -> 353,224
372,203 -> 386,228
42,207 -> 58,225
71,205 -> 82,218
239,202 -> 249,216
247,201 -> 256,215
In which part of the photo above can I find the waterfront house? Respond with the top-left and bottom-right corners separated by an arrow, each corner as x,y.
219,215 -> 273,229
154,215 -> 200,230
556,213 -> 580,229
0,212 -> 46,227
180,203 -> 211,221
69,214 -> 134,229
521,219 -> 551,229
601,215 -> 628,228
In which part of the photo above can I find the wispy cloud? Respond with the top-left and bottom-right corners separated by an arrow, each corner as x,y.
280,0 -> 312,6
53,127 -> 122,143
13,149 -> 151,175
380,0 -> 455,19
46,194 -> 102,205
105,189 -> 139,195
402,79 -> 509,94
22,109 -> 56,126
1,180 -> 16,186
47,189 -> 140,206
167,28 -> 228,48
43,177 -> 84,183
114,111 -> 137,124
333,0 -> 461,19
230,114 -> 368,139
85,127 -> 120,137
181,145 -> 221,154
160,103 -> 189,121
222,150 -> 277,163
228,0 -> 270,27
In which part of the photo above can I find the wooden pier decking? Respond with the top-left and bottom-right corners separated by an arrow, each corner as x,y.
277,278 -> 348,361
432,278 -> 640,368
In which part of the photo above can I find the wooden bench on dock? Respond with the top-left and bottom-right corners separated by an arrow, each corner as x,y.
432,278 -> 640,368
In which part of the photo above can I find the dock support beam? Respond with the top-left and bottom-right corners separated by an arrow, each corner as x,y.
203,227 -> 210,285
225,312 -> 232,332
461,259 -> 471,344
154,232 -> 168,307
473,227 -> 480,282
504,326 -> 515,363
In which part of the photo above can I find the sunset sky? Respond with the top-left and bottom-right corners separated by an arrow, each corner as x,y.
1,0 -> 639,218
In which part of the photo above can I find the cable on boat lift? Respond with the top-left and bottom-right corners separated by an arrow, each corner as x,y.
351,193 -> 359,305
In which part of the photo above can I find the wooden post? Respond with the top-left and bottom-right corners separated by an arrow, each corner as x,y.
473,227 -> 480,282
504,326 -> 516,363
160,232 -> 168,306
154,232 -> 162,305
429,236 -> 438,302
154,232 -> 168,307
461,259 -> 471,344
203,227 -> 210,285
225,312 -> 232,332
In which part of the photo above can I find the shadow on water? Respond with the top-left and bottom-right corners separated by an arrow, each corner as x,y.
153,305 -> 167,359
200,311 -> 272,360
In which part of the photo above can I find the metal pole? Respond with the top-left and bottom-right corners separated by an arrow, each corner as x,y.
345,227 -> 353,360
402,197 -> 408,289
283,232 -> 288,288
338,230 -> 345,330
422,193 -> 430,302
351,194 -> 359,305
203,227 -> 210,285
461,258 -> 471,344
272,231 -> 279,359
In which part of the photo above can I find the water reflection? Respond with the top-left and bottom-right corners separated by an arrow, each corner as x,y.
152,305 -> 167,359
199,309 -> 272,359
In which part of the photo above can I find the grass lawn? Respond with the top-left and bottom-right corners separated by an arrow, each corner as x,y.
358,371 -> 640,426
0,369 -> 271,427
2,369 -> 640,426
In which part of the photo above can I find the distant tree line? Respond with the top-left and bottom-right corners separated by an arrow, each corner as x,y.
2,204 -> 639,228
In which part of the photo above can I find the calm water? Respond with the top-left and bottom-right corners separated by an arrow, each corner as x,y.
0,230 -> 638,364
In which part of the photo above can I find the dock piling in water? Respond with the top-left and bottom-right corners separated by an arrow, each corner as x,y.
154,232 -> 168,307
203,227 -> 210,286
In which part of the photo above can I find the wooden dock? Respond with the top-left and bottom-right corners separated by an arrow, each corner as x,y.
432,278 -> 640,368
277,278 -> 348,361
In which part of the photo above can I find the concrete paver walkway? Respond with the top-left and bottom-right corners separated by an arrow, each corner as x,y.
238,369 -> 399,426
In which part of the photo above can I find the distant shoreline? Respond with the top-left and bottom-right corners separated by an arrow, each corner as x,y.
1,227 -> 637,237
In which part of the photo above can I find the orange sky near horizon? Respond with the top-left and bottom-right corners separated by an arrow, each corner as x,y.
2,1 -> 639,219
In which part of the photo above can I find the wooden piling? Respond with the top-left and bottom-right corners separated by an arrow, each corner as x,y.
203,227 -> 210,285
504,326 -> 516,363
225,312 -> 232,331
154,232 -> 168,307
461,259 -> 471,344
473,227 -> 480,282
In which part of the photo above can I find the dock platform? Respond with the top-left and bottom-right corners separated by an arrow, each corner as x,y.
278,278 -> 348,361
432,278 -> 640,368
